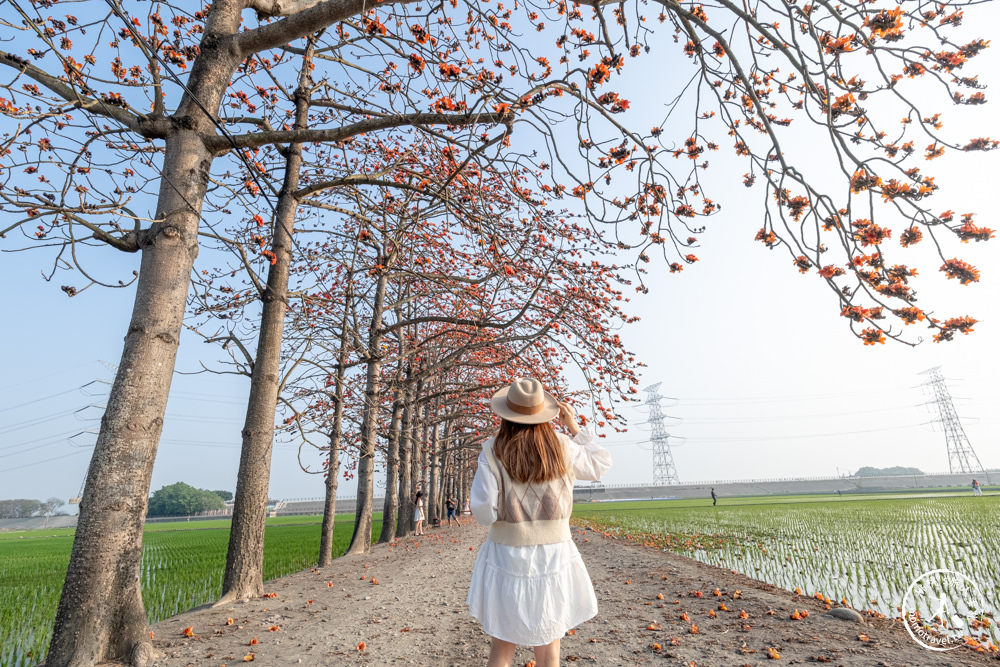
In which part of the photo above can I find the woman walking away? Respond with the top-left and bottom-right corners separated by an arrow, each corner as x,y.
413,490 -> 425,535
973,479 -> 983,496
467,378 -> 612,667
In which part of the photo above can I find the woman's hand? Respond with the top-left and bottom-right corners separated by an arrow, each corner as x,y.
557,400 -> 581,437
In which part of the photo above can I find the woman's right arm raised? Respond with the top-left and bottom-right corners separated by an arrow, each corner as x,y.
558,400 -> 612,481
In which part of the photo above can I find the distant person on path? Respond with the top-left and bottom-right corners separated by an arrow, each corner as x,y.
711,488 -> 717,506
446,493 -> 460,527
972,479 -> 982,496
467,378 -> 612,667
413,491 -> 425,535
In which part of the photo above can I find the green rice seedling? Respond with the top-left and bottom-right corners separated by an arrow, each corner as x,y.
574,493 -> 999,647
0,515 -> 382,667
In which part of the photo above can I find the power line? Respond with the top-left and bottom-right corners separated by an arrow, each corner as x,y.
0,449 -> 90,474
0,387 -> 82,415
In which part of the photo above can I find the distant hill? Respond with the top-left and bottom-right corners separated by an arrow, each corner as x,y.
854,466 -> 924,477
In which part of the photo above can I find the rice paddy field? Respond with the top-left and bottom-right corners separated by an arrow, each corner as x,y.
0,515 -> 382,667
3,492 -> 996,666
574,491 -> 999,646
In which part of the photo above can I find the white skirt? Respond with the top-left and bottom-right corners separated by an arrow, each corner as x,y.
466,538 -> 599,646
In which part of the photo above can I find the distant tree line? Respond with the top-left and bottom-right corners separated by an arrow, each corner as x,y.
0,497 -> 65,519
146,484 -> 231,518
854,466 -> 924,477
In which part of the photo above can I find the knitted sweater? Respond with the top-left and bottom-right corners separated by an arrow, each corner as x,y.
480,439 -> 575,547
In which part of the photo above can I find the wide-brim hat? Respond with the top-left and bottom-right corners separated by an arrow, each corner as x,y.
490,377 -> 559,425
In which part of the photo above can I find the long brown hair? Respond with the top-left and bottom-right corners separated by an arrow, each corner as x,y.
493,419 -> 568,484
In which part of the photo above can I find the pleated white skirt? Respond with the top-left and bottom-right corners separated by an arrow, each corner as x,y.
466,538 -> 599,646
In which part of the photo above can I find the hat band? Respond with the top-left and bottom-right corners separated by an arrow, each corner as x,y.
506,397 -> 544,415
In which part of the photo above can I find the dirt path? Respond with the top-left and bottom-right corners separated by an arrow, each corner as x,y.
151,522 -> 994,666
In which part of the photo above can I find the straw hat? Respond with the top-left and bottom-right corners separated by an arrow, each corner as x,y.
490,377 -> 559,424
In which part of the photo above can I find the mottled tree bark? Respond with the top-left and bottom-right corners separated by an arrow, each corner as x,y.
427,415 -> 440,525
218,58 -> 311,605
45,113 -> 220,667
318,263 -> 356,566
377,387 -> 404,544
345,267 -> 390,555
395,377 -> 416,538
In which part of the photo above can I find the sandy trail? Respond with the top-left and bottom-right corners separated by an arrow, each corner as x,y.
150,522 -> 993,666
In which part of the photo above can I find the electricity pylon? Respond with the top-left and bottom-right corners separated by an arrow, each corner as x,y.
919,366 -> 984,474
644,383 -> 680,485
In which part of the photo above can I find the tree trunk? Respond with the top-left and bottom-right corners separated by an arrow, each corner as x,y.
408,379 -> 424,504
319,269 -> 354,566
377,389 -> 404,543
218,64 -> 310,604
45,128 -> 214,667
395,377 -> 418,537
419,411 -> 431,496
318,428 -> 341,567
427,418 -> 440,525
345,268 -> 389,555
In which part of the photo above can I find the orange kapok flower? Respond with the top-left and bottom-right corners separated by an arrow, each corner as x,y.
249,638 -> 258,646
243,654 -> 255,662
182,626 -> 194,637
767,646 -> 781,659
357,641 -> 366,651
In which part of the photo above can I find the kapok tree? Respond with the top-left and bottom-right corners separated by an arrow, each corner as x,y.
1,0 -> 995,664
500,0 -> 995,343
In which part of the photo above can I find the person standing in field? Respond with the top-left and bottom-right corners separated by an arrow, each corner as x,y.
972,479 -> 982,496
711,487 -> 717,506
467,377 -> 612,667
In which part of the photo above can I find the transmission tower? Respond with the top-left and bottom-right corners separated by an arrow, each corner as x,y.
644,383 -> 680,485
919,366 -> 984,474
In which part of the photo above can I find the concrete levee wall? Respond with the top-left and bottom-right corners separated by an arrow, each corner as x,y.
3,473 -> 987,531
275,497 -> 385,516
0,515 -> 79,532
572,472 -> 991,503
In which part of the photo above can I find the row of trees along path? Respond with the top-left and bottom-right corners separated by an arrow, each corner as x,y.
0,0 -> 995,665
